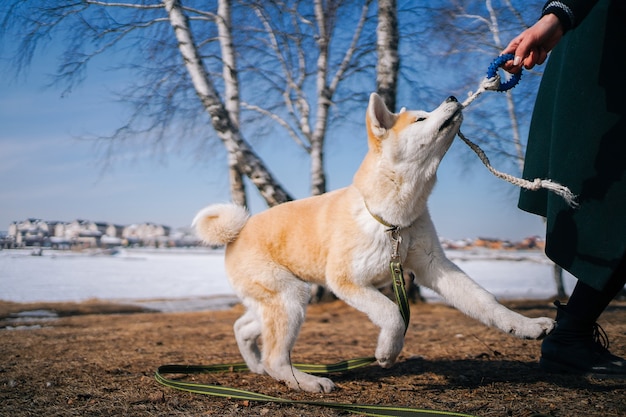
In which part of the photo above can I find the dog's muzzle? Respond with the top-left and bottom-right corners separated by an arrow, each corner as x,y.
439,97 -> 462,131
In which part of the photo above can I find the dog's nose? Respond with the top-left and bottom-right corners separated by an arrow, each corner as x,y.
446,96 -> 458,103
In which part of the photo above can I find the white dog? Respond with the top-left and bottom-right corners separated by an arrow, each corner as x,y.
193,93 -> 554,393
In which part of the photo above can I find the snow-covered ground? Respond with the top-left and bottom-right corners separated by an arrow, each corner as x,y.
0,247 -> 577,312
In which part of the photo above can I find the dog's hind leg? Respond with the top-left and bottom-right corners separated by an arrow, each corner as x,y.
234,309 -> 265,374
258,276 -> 336,393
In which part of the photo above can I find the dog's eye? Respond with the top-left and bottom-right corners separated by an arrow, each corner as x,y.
414,117 -> 426,123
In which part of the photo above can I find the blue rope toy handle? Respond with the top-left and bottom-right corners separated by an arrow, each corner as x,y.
487,53 -> 522,92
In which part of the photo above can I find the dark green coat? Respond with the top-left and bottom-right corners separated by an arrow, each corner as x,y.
519,0 -> 626,291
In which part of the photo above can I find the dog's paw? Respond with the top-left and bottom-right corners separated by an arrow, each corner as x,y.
508,317 -> 555,340
375,340 -> 403,368
286,375 -> 335,393
313,377 -> 336,393
377,356 -> 398,369
247,363 -> 266,375
375,327 -> 404,368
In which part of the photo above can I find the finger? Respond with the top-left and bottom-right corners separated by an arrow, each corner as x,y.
536,49 -> 549,66
501,61 -> 522,74
523,48 -> 540,69
512,35 -> 536,69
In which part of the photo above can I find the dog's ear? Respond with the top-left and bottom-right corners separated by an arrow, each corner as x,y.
367,93 -> 396,138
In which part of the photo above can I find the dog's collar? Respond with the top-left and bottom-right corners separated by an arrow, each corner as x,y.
364,201 -> 399,231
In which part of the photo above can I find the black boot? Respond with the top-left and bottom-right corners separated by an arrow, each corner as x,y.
540,301 -> 626,377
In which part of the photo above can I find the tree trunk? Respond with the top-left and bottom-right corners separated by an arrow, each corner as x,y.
228,154 -> 247,206
163,0 -> 292,206
376,0 -> 423,302
217,0 -> 246,207
553,263 -> 567,299
376,0 -> 399,112
311,0 -> 330,196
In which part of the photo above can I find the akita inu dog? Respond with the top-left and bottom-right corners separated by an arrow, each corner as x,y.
193,93 -> 554,393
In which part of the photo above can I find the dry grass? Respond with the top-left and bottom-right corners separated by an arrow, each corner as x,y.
1,299 -> 625,416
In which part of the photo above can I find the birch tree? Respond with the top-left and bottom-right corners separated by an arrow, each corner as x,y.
161,0 -> 295,206
1,0 -> 382,205
431,0 -> 542,174
217,0 -> 246,206
1,0 -> 293,207
431,0 -> 567,297
376,0 -> 399,112
241,0 -> 376,196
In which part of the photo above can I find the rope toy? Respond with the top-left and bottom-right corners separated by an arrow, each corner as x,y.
462,53 -> 523,107
459,55 -> 578,208
486,53 -> 522,92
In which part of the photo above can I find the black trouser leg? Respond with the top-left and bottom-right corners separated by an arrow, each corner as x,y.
565,253 -> 626,323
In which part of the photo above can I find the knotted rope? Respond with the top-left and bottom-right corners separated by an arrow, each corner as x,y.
458,130 -> 578,207
458,54 -> 578,208
461,74 -> 502,108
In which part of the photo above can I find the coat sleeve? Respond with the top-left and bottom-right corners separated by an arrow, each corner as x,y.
541,0 -> 600,32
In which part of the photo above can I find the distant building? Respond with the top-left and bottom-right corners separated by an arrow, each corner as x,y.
0,231 -> 15,249
5,218 -> 187,249
473,237 -> 514,250
4,218 -> 544,251
515,235 -> 545,250
440,236 -> 545,251
122,223 -> 170,247
8,218 -> 50,247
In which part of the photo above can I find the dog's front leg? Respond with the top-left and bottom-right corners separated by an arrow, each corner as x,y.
328,279 -> 405,368
411,251 -> 555,339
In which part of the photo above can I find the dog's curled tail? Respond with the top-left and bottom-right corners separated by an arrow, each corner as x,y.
192,204 -> 250,246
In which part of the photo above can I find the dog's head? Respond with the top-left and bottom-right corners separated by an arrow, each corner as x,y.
365,93 -> 463,166
355,94 -> 463,227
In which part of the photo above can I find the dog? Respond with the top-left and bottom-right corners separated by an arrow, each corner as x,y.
193,93 -> 555,393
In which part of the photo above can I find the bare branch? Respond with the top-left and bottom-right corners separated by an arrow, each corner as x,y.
249,2 -> 313,146
485,0 -> 503,48
503,0 -> 529,29
162,0 -> 292,206
84,1 -> 163,8
328,0 -> 373,96
241,102 -> 311,152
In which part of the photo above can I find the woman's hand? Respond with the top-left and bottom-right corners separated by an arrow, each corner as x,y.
502,13 -> 564,73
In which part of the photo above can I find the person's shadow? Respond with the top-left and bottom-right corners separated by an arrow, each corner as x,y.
337,354 -> 626,392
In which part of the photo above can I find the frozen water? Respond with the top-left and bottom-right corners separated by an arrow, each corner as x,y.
0,247 -> 577,311
0,248 -> 233,306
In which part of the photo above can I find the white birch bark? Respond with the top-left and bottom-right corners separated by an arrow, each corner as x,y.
486,0 -> 563,295
376,0 -> 399,112
310,0 -> 331,196
163,0 -> 291,206
217,0 -> 246,206
247,0 -> 371,197
308,0 -> 372,196
485,0 -> 524,172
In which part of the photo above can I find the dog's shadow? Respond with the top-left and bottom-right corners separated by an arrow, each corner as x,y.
334,356 -> 626,392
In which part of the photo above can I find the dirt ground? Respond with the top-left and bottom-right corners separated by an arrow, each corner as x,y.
1,298 -> 625,417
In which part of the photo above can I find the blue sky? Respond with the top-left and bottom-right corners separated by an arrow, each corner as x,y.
0,16 -> 547,240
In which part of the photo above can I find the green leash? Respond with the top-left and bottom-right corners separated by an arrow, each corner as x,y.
154,226 -> 474,416
155,358 -> 475,416
388,226 -> 410,334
